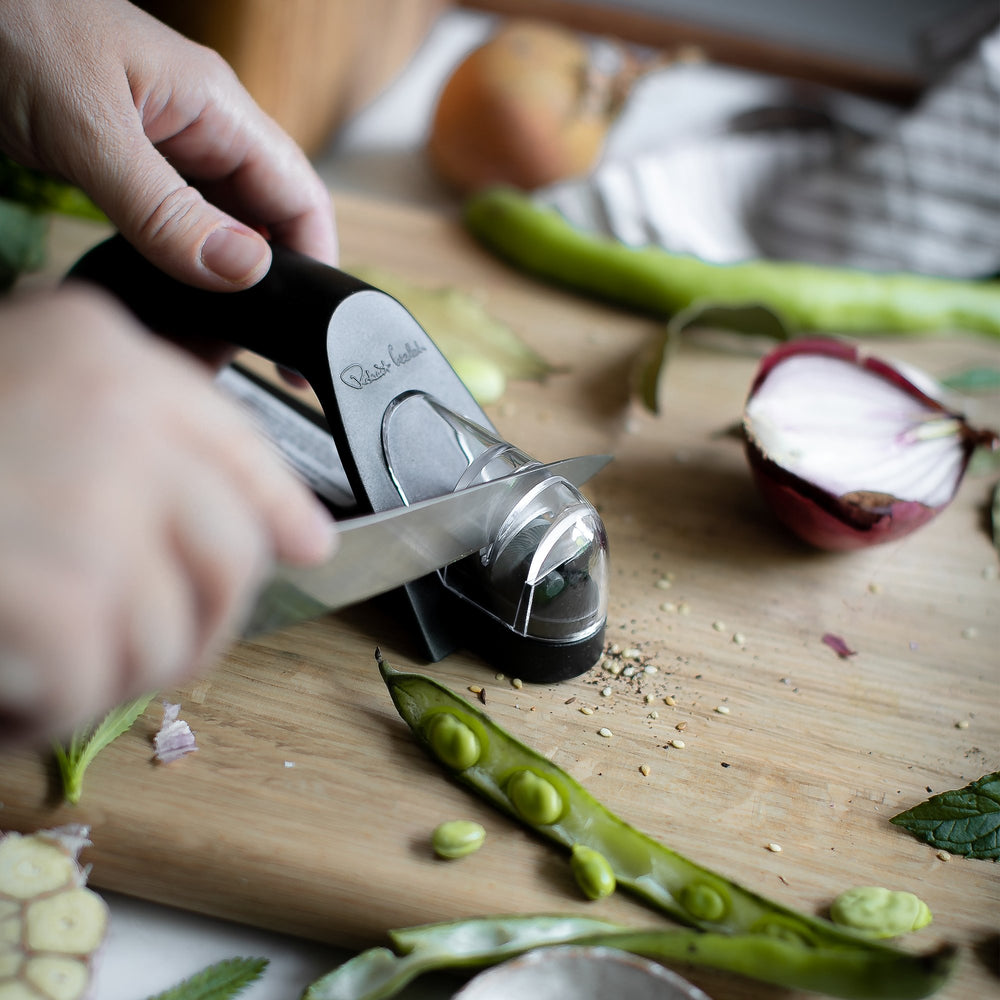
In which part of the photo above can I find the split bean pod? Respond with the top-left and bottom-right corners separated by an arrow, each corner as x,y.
375,654 -> 956,999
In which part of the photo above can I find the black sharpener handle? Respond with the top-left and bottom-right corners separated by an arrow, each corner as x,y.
68,233 -> 371,384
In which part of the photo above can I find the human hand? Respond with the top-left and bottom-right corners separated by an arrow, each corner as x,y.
0,0 -> 337,291
0,286 -> 336,747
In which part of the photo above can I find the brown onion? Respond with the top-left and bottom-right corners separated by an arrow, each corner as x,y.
428,20 -> 642,194
742,338 -> 998,550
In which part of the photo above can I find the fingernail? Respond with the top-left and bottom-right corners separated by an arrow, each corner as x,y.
201,227 -> 269,284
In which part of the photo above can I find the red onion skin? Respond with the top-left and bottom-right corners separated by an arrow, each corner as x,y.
746,454 -> 940,550
743,337 -> 981,551
747,337 -> 948,407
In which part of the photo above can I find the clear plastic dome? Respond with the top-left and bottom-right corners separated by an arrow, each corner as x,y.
383,392 -> 608,644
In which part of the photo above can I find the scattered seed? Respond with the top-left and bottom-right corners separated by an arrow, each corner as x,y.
579,706 -> 595,716
284,761 -> 295,768
601,686 -> 613,698
655,577 -> 673,590
663,695 -> 677,706
565,696 -> 577,705
495,672 -> 505,681
609,643 -> 622,655
468,685 -> 483,695
712,620 -> 726,632
639,764 -> 651,776
623,647 -> 642,660
867,582 -> 882,594
732,632 -> 746,645
677,602 -> 691,616
477,688 -> 487,705
643,664 -> 658,675
659,601 -> 677,613
622,666 -> 636,678
668,739 -> 685,749
598,727 -> 613,738
956,719 -> 970,729
936,851 -> 950,862
644,693 -> 655,704
648,710 -> 659,720
675,721 -> 688,731
766,843 -> 783,853
511,678 -> 523,690
961,626 -> 978,639
714,705 -> 730,715
608,661 -> 623,676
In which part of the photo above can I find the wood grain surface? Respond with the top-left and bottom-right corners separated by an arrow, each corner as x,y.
2,197 -> 998,1000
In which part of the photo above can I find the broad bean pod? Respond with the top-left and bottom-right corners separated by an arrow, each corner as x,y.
375,655 -> 955,999
303,912 -> 955,1000
463,187 -> 1000,338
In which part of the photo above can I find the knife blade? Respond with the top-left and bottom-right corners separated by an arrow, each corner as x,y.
243,453 -> 611,637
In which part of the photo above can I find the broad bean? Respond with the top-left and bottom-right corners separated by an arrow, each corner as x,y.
431,820 -> 486,860
830,886 -> 933,939
570,844 -> 616,900
463,187 -> 1000,338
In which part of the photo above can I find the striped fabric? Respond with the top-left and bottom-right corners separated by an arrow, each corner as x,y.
537,28 -> 999,279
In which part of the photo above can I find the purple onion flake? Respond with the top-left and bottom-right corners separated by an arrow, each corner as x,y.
153,702 -> 198,763
822,632 -> 858,659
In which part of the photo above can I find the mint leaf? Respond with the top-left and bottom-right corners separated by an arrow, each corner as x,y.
891,772 -> 1000,860
144,957 -> 268,1000
53,692 -> 157,804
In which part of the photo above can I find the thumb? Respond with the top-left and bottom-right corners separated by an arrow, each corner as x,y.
88,133 -> 272,291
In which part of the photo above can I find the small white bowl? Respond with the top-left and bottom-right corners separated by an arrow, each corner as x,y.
450,946 -> 713,1000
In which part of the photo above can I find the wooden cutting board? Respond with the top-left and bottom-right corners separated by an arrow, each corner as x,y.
2,196 -> 998,1000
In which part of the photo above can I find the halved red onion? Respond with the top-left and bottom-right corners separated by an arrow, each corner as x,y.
742,338 -> 998,550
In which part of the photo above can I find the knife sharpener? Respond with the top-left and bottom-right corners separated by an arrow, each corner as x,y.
68,236 -> 609,682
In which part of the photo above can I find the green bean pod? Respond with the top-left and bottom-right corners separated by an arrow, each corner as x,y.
376,656 -> 955,998
463,186 -> 1000,338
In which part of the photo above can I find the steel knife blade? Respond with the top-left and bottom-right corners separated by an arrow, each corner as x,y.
242,453 -> 611,637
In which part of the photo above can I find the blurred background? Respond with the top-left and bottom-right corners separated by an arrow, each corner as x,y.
135,0 -> 1000,278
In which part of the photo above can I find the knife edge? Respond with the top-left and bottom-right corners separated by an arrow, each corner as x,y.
242,453 -> 611,637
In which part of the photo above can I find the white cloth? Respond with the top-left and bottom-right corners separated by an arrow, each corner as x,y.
537,28 -> 1000,279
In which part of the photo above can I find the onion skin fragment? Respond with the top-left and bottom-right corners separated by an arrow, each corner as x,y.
742,338 -> 999,551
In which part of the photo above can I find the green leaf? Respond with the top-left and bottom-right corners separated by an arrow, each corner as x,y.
890,771 -> 1000,860
144,957 -> 268,1000
0,196 -> 49,291
634,300 -> 790,413
939,366 -> 1000,393
992,481 -> 1000,554
53,691 -> 157,804
967,446 -> 1000,477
